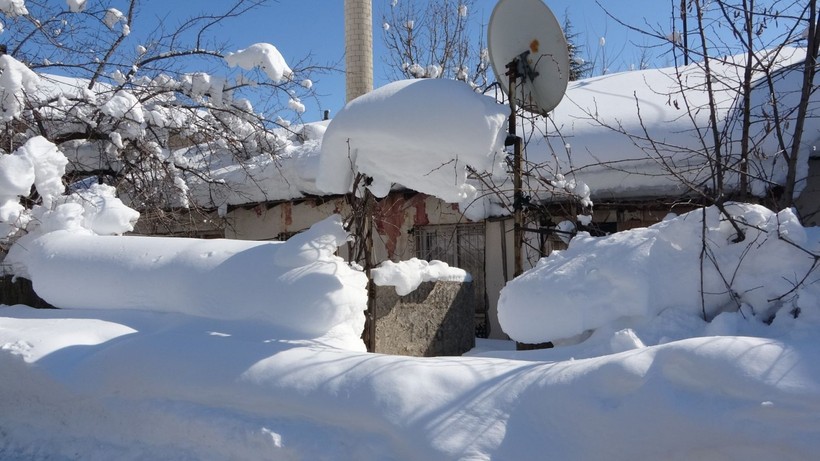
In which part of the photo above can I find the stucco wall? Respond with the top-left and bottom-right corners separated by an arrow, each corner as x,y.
225,193 -> 469,263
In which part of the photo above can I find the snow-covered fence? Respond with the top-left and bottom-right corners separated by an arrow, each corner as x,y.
373,281 -> 475,357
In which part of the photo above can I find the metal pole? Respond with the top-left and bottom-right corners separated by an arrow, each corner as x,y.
506,60 -> 524,277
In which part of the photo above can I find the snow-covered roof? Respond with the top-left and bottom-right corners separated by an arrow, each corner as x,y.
188,47 -> 818,213
529,47 -> 817,200
181,120 -> 331,209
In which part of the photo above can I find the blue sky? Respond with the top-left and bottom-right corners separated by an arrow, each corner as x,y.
135,0 -> 679,121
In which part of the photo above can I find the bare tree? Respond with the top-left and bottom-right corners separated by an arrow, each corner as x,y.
582,0 -> 820,320
380,0 -> 489,87
0,0 -> 328,237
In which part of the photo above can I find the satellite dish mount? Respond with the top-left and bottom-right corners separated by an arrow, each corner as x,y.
487,0 -> 570,276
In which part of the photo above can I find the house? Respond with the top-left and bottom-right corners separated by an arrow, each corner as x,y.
174,46 -> 820,340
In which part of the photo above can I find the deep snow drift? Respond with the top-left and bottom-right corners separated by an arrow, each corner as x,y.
499,203 -> 820,345
7,215 -> 367,350
2,204 -> 820,460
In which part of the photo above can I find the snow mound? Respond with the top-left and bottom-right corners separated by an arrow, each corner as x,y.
2,305 -> 820,460
499,203 -> 820,344
317,78 -> 508,204
372,258 -> 472,296
12,215 -> 367,349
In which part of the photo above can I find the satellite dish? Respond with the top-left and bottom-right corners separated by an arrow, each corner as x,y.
487,0 -> 570,115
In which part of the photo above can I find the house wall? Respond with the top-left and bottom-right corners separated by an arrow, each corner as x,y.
485,219 -> 513,338
225,193 -> 468,262
225,194 -> 703,341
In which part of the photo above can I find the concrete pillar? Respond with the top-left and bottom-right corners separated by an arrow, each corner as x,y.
344,0 -> 374,102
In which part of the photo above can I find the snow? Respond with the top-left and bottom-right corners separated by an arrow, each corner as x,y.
8,215 -> 367,350
182,120 -> 330,208
0,0 -> 27,17
530,47 -> 817,201
0,137 -> 72,239
372,258 -> 472,296
317,78 -> 508,209
178,47 -> 818,221
15,136 -> 68,208
0,54 -> 40,122
288,97 -> 306,113
2,146 -> 819,459
499,203 -> 820,345
66,0 -> 86,13
225,43 -> 293,83
102,8 -> 125,31
0,136 -> 141,257
1,191 -> 820,460
1,20 -> 820,459
1,302 -> 820,459
67,183 -> 141,235
100,90 -> 145,123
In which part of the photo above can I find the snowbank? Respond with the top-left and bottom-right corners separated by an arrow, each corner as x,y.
10,215 -> 367,349
498,203 -> 820,344
1,203 -> 820,459
317,78 -> 508,205
1,305 -> 819,460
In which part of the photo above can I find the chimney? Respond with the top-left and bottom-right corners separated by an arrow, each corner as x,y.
344,0 -> 373,102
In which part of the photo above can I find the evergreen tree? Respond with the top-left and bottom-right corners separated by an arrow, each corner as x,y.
564,14 -> 592,81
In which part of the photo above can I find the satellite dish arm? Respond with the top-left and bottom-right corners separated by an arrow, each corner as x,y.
515,50 -> 540,83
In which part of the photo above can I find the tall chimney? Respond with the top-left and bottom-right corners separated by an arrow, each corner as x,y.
344,0 -> 373,102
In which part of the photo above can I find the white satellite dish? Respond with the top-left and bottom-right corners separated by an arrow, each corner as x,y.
487,0 -> 570,115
